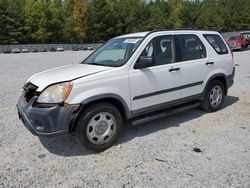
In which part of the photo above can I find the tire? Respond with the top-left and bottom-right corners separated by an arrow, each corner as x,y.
75,102 -> 123,152
200,80 -> 225,112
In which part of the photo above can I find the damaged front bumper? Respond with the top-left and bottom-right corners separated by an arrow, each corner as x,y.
17,95 -> 79,136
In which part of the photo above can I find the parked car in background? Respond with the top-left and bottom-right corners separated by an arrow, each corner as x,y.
49,47 -> 56,52
83,47 -> 88,51
240,31 -> 250,47
22,48 -> 30,53
31,48 -> 39,53
87,46 -> 94,50
40,48 -> 47,52
3,49 -> 12,54
56,46 -> 64,51
17,29 -> 235,152
72,46 -> 79,51
12,48 -> 21,53
226,35 -> 247,51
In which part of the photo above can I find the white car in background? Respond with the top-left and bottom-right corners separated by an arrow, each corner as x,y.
56,46 -> 64,51
22,48 -> 30,53
17,29 -> 235,152
12,48 -> 21,53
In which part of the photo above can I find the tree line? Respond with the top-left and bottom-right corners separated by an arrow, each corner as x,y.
0,0 -> 250,45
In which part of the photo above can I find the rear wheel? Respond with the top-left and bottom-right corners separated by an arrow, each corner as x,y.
75,102 -> 123,152
201,80 -> 225,112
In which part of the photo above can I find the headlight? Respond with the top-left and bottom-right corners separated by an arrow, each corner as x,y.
37,82 -> 73,103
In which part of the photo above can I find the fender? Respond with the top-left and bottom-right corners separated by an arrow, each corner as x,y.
80,93 -> 132,119
203,73 -> 228,95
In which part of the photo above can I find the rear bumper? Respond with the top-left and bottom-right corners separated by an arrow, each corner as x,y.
17,96 -> 79,136
231,46 -> 241,50
226,66 -> 235,88
227,43 -> 242,50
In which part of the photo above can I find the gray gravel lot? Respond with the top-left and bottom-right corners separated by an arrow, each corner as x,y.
0,50 -> 249,188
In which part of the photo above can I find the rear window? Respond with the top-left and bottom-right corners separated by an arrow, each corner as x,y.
175,34 -> 207,62
229,36 -> 241,40
203,34 -> 228,55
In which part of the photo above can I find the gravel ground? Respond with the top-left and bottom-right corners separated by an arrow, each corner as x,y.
0,50 -> 249,188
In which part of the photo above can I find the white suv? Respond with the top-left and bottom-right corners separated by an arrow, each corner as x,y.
17,29 -> 235,151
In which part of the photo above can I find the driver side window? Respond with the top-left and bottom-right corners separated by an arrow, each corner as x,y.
140,35 -> 175,66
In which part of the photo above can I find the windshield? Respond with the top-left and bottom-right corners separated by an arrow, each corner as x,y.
229,36 -> 241,40
82,37 -> 143,67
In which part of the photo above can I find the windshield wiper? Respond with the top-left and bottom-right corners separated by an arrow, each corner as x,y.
85,62 -> 118,67
85,63 -> 108,67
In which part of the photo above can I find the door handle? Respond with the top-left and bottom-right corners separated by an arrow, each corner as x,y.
169,67 -> 180,72
206,61 -> 214,65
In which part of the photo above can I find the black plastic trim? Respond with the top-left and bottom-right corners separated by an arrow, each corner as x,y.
80,94 -> 132,119
131,93 -> 204,117
131,102 -> 200,126
226,67 -> 235,88
133,81 -> 203,100
202,73 -> 228,95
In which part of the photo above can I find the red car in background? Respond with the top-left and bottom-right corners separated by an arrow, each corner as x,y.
226,35 -> 247,51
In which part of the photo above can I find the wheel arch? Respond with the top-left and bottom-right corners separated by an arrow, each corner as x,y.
69,94 -> 131,133
203,73 -> 228,95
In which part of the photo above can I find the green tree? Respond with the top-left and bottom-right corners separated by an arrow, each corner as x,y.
180,0 -> 203,29
109,0 -> 149,34
24,0 -> 50,43
62,0 -> 75,43
73,0 -> 88,42
220,0 -> 250,31
86,0 -> 110,42
145,0 -> 171,30
48,0 -> 63,42
168,0 -> 184,28
0,0 -> 10,44
6,0 -> 25,44
195,0 -> 224,31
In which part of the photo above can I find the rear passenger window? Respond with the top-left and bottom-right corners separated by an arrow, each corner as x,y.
175,35 -> 207,62
203,34 -> 228,54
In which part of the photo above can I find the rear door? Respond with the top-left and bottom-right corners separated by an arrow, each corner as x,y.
174,34 -> 212,99
203,34 -> 233,77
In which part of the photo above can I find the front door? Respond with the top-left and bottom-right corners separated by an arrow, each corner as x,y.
129,35 -> 182,114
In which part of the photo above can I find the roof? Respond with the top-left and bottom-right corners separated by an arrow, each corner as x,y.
116,32 -> 150,38
116,29 -> 219,39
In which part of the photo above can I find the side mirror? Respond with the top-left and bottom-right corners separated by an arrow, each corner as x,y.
134,57 -> 155,69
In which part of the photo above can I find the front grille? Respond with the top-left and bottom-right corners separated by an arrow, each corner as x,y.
228,42 -> 236,48
23,82 -> 38,102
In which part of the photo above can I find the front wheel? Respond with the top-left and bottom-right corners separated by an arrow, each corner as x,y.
75,102 -> 123,152
200,80 -> 225,112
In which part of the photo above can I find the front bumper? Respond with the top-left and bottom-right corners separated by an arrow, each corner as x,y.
17,96 -> 79,136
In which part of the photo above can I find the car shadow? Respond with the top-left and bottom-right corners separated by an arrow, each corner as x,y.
39,95 -> 239,157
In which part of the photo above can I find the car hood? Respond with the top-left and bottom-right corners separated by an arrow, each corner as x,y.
28,64 -> 112,91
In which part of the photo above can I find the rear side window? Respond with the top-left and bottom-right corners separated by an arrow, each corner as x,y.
203,34 -> 228,55
174,35 -> 207,62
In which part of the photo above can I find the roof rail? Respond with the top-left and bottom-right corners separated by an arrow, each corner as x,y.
149,28 -> 218,34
